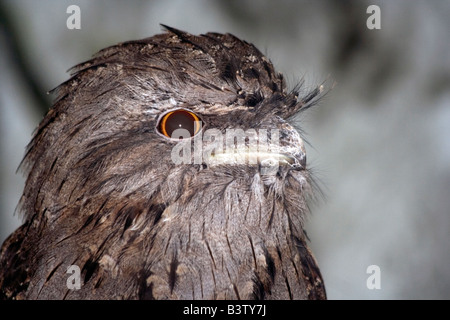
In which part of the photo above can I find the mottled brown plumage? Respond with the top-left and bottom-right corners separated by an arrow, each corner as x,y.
0,26 -> 326,299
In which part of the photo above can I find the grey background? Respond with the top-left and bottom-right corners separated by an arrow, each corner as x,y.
1,0 -> 449,299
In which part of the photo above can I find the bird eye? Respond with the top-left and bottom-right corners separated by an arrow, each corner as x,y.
158,109 -> 202,139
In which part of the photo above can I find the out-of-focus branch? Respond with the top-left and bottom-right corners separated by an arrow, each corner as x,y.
0,2 -> 50,116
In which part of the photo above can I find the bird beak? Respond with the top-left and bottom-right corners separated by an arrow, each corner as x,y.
207,145 -> 306,171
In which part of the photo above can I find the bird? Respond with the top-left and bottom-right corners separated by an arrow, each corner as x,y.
0,25 -> 326,300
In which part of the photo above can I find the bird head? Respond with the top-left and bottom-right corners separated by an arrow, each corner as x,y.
21,26 -> 324,225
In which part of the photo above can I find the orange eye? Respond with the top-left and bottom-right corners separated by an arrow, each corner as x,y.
158,109 -> 202,138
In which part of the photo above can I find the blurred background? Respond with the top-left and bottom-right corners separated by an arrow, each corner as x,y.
1,0 -> 449,299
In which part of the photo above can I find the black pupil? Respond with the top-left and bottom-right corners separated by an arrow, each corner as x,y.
164,111 -> 197,138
